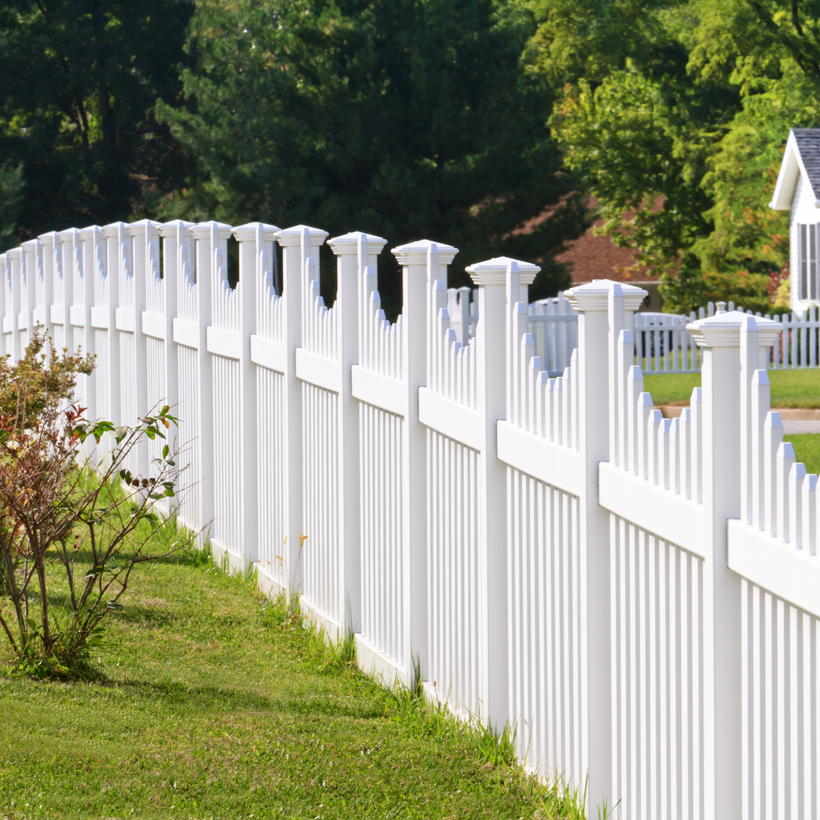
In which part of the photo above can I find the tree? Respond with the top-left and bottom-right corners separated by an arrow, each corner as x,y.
157,0 -> 589,311
525,0 -> 820,312
0,0 -> 194,243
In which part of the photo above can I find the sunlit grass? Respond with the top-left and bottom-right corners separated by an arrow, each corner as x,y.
785,434 -> 820,475
644,368 -> 820,408
0,534 -> 587,819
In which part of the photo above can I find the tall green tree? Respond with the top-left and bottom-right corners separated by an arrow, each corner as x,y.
157,0 -> 588,310
0,0 -> 194,245
525,0 -> 820,312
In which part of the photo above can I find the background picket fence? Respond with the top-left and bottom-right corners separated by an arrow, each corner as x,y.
452,283 -> 820,378
5,220 -> 820,818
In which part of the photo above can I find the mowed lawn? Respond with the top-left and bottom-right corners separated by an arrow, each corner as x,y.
0,536 -> 583,820
643,368 -> 820,408
644,369 -> 820,474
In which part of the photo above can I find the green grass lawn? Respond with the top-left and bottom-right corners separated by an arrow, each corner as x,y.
784,434 -> 820,475
643,368 -> 820,408
0,535 -> 584,820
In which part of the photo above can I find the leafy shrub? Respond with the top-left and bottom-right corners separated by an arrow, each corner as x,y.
0,331 -> 192,679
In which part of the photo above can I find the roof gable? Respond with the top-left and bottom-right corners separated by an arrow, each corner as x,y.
770,128 -> 820,210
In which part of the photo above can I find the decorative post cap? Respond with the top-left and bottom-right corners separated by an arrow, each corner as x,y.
7,248 -> 22,261
189,220 -> 234,241
565,279 -> 648,312
687,310 -> 783,348
391,239 -> 458,267
274,224 -> 329,247
156,219 -> 195,237
125,218 -> 163,238
77,225 -> 103,240
101,221 -> 130,239
327,231 -> 388,256
37,231 -> 59,246
21,238 -> 40,250
466,257 -> 540,287
232,222 -> 281,242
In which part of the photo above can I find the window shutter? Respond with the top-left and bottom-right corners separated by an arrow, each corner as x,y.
801,224 -> 808,300
814,224 -> 820,302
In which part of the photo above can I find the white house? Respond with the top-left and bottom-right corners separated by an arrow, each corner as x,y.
770,127 -> 820,312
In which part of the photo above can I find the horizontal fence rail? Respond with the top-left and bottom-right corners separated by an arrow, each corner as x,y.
4,223 -> 820,818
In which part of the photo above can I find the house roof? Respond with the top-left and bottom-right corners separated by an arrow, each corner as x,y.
770,128 -> 820,210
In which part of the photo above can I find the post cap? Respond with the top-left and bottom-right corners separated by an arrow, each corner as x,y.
391,239 -> 458,267
687,310 -> 783,349
37,231 -> 59,246
101,221 -> 130,239
78,225 -> 103,240
156,220 -> 195,237
232,222 -> 281,242
7,248 -> 22,261
275,224 -> 329,247
466,257 -> 540,287
189,220 -> 234,241
126,218 -> 165,238
565,279 -> 647,312
327,231 -> 388,256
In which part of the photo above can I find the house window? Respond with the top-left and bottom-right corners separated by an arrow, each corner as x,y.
799,223 -> 820,301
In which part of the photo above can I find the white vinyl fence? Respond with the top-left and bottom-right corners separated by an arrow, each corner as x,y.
633,301 -> 820,373
453,284 -> 820,377
5,221 -> 820,818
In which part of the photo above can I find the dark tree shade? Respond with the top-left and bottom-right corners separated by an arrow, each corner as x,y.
158,0 -> 589,313
0,0 -> 195,244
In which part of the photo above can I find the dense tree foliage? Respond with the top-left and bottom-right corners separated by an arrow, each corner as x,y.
0,0 -> 194,245
156,0 -> 588,307
525,0 -> 820,311
5,0 -> 815,314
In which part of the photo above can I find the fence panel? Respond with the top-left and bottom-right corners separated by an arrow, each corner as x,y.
343,233 -> 412,683
200,221 -> 244,565
249,228 -> 289,587
420,243 -> 497,720
278,225 -> 351,635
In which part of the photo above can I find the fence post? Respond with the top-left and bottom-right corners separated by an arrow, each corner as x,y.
0,252 -> 8,359
36,232 -> 56,343
465,257 -> 522,732
686,310 -> 763,818
391,240 -> 444,685
100,223 -> 125,432
130,221 -> 164,475
30,237 -> 51,339
21,240 -> 38,349
564,280 -> 613,812
188,221 -> 231,541
156,221 -> 191,422
7,247 -> 22,363
328,231 -> 387,635
78,227 -> 101,462
232,223 -> 280,566
275,225 -> 327,599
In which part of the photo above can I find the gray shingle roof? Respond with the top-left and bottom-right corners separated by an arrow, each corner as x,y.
793,129 -> 820,197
